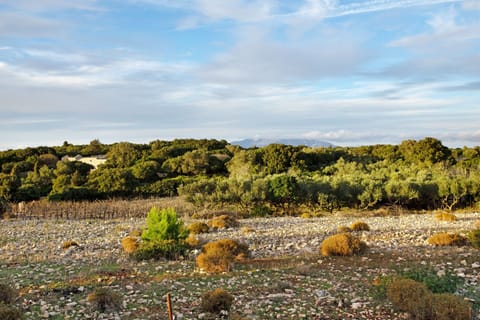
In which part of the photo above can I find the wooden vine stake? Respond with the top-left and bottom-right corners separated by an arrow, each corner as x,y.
167,292 -> 173,320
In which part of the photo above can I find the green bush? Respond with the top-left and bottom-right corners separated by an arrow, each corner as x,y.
134,207 -> 190,260
399,266 -> 463,294
141,207 -> 189,242
467,229 -> 480,248
133,239 -> 188,260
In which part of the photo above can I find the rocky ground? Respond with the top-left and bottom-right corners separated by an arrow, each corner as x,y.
1,211 -> 480,319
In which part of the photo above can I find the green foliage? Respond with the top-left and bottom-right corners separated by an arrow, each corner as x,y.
141,207 -> 188,242
133,239 -> 188,260
467,229 -> 480,248
201,288 -> 234,314
399,266 -> 463,294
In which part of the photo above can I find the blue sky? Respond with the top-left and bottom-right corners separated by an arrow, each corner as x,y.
0,0 -> 479,149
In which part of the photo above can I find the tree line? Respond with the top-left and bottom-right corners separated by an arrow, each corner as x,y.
0,137 -> 479,214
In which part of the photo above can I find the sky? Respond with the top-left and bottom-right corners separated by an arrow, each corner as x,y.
0,0 -> 479,150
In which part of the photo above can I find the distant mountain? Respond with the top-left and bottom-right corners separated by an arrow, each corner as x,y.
231,138 -> 335,148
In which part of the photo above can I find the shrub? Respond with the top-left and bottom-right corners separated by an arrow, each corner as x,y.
200,288 -> 234,314
300,212 -> 313,219
0,304 -> 23,320
128,228 -> 143,237
62,240 -> 79,249
467,229 -> 480,248
185,234 -> 201,248
0,284 -> 17,305
428,233 -> 467,246
121,236 -> 139,254
187,222 -> 210,234
87,287 -> 122,313
135,207 -> 190,260
336,226 -> 352,233
474,220 -> 480,229
399,266 -> 463,294
435,212 -> 457,222
431,293 -> 472,320
320,233 -> 367,256
196,239 -> 249,273
386,279 -> 433,320
350,221 -> 370,231
208,215 -> 239,229
133,240 -> 188,261
241,227 -> 255,234
141,207 -> 189,242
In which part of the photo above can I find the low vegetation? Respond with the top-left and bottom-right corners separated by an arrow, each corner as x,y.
435,212 -> 457,222
350,221 -> 370,231
200,288 -> 234,314
320,233 -> 367,256
387,279 -> 433,320
427,233 -> 467,246
467,229 -> 480,248
87,287 -> 122,313
196,239 -> 250,273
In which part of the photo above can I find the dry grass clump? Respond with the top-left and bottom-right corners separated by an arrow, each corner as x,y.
128,228 -> 143,237
386,278 -> 433,320
121,236 -> 139,254
200,288 -> 234,314
0,304 -> 23,320
185,234 -> 202,248
435,212 -> 457,222
0,284 -> 17,305
320,233 -> 367,256
300,212 -> 313,219
196,239 -> 250,273
187,222 -> 210,234
350,221 -> 370,231
62,240 -> 79,249
428,233 -> 467,246
241,226 -> 255,234
87,287 -> 122,313
336,226 -> 352,233
431,293 -> 472,320
474,220 -> 480,229
208,215 -> 239,229
467,229 -> 480,248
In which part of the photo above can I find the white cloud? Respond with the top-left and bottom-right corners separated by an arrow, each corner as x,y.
462,0 -> 480,10
0,0 -> 102,12
0,12 -> 63,37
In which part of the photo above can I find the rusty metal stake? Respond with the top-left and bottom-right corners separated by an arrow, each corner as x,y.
167,292 -> 173,320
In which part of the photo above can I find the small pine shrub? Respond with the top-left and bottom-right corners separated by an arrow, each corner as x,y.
187,222 -> 210,234
336,226 -> 352,233
208,215 -> 239,229
435,212 -> 457,222
467,229 -> 480,248
431,293 -> 472,320
386,279 -> 433,320
350,221 -> 370,231
87,287 -> 122,313
121,236 -> 139,254
0,284 -> 17,305
200,288 -> 234,314
141,207 -> 189,242
428,233 -> 467,246
196,239 -> 250,273
320,233 -> 367,256
0,304 -> 23,320
62,240 -> 79,249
